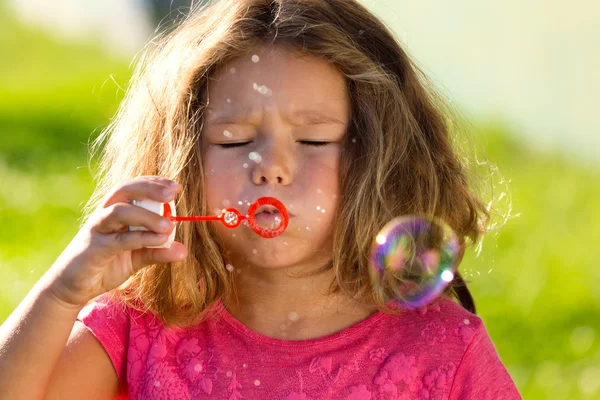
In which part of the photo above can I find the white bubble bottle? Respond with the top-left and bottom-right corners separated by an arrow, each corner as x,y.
128,199 -> 177,248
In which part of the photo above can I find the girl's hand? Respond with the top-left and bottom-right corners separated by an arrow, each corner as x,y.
44,176 -> 187,309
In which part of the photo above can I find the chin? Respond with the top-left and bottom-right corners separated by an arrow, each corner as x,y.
245,248 -> 304,269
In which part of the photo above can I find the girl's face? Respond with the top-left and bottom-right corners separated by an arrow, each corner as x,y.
201,46 -> 351,270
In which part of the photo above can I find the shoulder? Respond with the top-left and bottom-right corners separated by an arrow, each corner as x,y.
346,298 -> 503,400
380,295 -> 482,346
373,296 -> 485,375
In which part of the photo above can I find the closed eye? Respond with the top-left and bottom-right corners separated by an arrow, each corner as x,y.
298,141 -> 329,147
218,142 -> 250,149
218,141 -> 329,149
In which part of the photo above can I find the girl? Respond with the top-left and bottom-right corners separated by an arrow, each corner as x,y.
0,0 -> 521,399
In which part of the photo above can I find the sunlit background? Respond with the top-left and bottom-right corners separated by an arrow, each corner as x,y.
0,1 -> 599,399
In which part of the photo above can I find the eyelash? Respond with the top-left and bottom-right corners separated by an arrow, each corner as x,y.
219,141 -> 329,149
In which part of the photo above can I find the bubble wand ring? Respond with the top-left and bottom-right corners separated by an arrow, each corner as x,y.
162,196 -> 289,238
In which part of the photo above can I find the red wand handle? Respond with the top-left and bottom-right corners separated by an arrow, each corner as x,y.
160,196 -> 288,238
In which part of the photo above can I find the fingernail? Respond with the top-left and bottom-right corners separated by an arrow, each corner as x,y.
159,219 -> 171,230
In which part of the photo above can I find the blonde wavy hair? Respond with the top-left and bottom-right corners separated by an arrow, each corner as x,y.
84,0 -> 506,328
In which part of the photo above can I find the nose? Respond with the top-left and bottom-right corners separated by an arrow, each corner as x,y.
251,139 -> 295,186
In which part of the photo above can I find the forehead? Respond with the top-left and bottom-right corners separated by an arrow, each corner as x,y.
207,46 -> 349,114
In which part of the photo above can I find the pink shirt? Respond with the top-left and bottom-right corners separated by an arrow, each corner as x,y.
77,293 -> 521,399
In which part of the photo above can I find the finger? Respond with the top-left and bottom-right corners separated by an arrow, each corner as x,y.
97,230 -> 175,254
101,176 -> 182,208
92,203 -> 175,235
130,242 -> 188,272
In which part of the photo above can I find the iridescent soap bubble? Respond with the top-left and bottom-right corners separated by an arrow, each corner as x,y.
369,215 -> 459,309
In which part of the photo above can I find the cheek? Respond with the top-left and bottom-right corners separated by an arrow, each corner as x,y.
302,152 -> 340,193
300,162 -> 340,221
203,154 -> 243,210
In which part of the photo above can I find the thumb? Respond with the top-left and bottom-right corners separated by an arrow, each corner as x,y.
130,242 -> 188,272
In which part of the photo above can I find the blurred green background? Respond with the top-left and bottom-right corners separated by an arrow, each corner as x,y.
0,2 -> 599,399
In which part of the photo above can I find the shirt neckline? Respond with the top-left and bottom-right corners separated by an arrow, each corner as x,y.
213,298 -> 389,348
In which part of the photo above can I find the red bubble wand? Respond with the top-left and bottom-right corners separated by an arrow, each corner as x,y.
163,196 -> 289,238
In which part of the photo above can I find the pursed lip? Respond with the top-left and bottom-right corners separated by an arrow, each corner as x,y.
249,202 -> 295,217
255,209 -> 296,218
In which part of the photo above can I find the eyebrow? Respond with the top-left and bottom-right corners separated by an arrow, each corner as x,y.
207,107 -> 347,125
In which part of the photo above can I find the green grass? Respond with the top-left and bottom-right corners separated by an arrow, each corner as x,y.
0,13 -> 129,171
1,12 -> 599,400
461,122 -> 600,399
0,15 -> 128,315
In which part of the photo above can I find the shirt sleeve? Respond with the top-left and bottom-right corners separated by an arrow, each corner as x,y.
448,321 -> 522,400
76,293 -> 131,394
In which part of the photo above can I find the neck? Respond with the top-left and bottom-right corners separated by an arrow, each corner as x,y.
222,262 -> 377,340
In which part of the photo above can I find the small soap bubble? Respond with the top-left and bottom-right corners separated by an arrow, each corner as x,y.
243,163 -> 248,168
226,264 -> 234,272
316,206 -> 321,210
226,371 -> 233,377
320,209 -> 326,213
252,82 -> 258,90
238,201 -> 243,205
316,188 -> 323,194
464,319 -> 470,325
229,67 -> 236,74
305,226 -> 311,231
221,199 -> 231,207
251,54 -> 260,63
351,138 -> 357,143
224,211 -> 238,226
256,85 -> 272,96
248,152 -> 262,163
226,98 -> 231,103
223,130 -> 233,138
369,215 -> 459,309
288,311 -> 299,321
252,249 -> 258,255
254,380 -> 261,386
